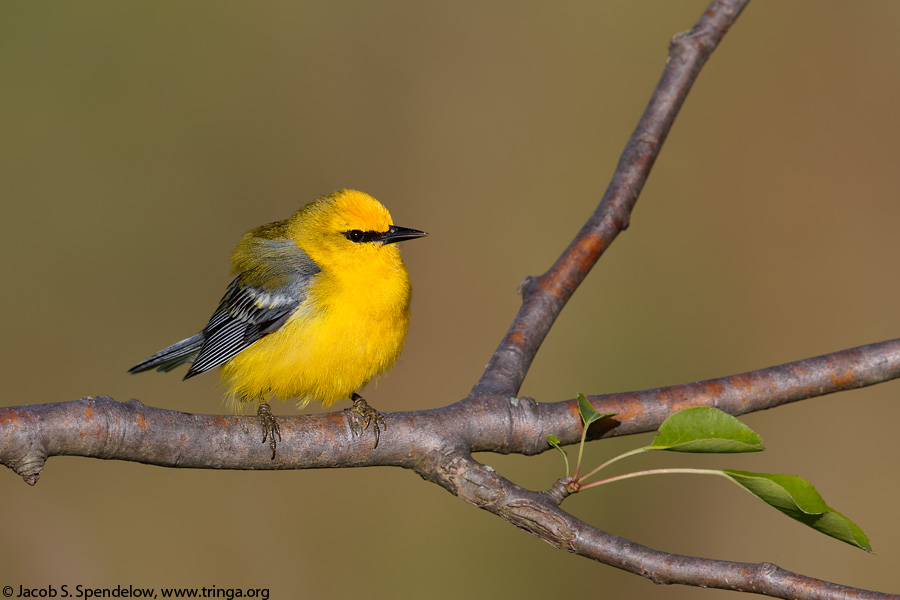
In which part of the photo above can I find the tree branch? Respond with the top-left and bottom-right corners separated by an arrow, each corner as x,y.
4,337 -> 898,482
566,336 -> 900,443
471,0 -> 751,399
425,455 -> 896,600
3,331 -> 899,599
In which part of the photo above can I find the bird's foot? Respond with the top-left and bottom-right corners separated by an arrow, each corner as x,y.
257,402 -> 281,460
345,393 -> 385,448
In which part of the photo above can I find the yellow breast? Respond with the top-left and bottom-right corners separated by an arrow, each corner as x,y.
219,250 -> 412,409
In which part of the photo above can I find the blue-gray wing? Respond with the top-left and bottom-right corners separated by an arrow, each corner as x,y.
184,238 -> 320,378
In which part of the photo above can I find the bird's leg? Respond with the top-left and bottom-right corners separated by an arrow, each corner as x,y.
345,392 -> 386,448
257,401 -> 281,460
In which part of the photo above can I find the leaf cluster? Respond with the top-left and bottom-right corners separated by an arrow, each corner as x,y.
549,398 -> 871,552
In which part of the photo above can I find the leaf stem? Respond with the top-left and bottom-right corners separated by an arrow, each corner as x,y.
572,423 -> 590,481
576,447 -> 651,484
578,468 -> 727,491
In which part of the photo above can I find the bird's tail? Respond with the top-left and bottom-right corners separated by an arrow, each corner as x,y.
128,333 -> 205,376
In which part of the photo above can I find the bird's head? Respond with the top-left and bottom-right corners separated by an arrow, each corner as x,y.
289,189 -> 427,271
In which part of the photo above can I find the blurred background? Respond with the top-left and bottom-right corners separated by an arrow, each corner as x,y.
2,1 -> 899,597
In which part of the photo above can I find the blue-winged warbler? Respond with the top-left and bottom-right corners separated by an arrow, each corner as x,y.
129,189 -> 427,456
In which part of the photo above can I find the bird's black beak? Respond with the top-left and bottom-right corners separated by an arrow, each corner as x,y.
382,225 -> 428,245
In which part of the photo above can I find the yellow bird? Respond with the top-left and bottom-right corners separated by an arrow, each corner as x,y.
129,189 -> 427,456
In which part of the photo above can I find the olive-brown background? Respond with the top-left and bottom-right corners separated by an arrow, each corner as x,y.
2,2 -> 898,598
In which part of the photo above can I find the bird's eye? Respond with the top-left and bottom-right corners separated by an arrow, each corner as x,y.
344,230 -> 365,243
343,230 -> 384,244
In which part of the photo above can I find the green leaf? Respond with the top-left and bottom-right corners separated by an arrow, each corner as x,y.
576,393 -> 615,428
547,434 -> 565,454
547,434 -> 569,476
724,470 -> 872,552
649,407 -> 765,453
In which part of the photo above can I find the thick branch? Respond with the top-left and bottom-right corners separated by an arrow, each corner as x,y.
5,338 -> 897,598
471,0 -> 751,399
4,338 -> 898,479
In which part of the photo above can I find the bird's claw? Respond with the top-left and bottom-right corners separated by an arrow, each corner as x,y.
257,402 -> 281,460
345,393 -> 386,448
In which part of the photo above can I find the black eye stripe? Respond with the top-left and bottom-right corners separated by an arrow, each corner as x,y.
343,229 -> 384,244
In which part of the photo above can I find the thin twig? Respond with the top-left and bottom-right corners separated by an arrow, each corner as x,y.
470,0 -> 752,400
525,337 -> 900,451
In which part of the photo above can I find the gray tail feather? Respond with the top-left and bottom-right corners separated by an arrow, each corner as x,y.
128,333 -> 205,375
